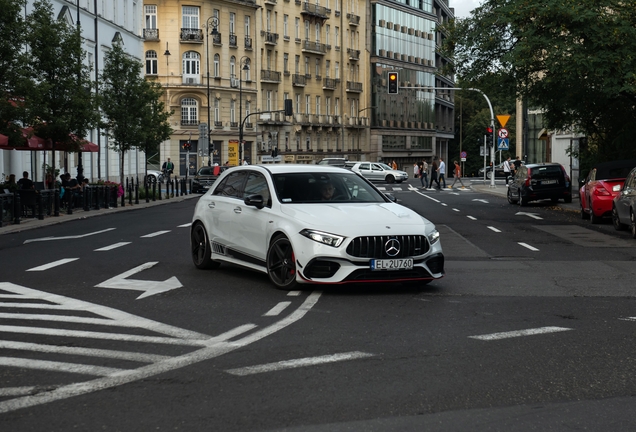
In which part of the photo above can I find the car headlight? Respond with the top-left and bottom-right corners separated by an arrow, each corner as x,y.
427,229 -> 440,245
300,229 -> 346,247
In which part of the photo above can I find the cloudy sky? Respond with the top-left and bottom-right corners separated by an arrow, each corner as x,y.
451,0 -> 483,18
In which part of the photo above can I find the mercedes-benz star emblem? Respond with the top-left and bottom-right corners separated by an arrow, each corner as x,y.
385,238 -> 401,257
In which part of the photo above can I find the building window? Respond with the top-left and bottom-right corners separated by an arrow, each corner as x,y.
230,12 -> 235,35
305,95 -> 311,114
304,57 -> 309,75
145,5 -> 157,29
335,97 -> 339,116
230,100 -> 236,123
230,56 -> 236,78
181,98 -> 198,125
182,6 -> 199,30
266,90 -> 272,112
325,60 -> 330,77
213,54 -> 220,77
182,51 -> 200,81
296,93 -> 301,114
335,27 -> 339,49
214,99 -> 220,123
145,50 -> 158,75
315,96 -> 321,116
305,21 -> 310,40
245,16 -> 250,37
326,97 -> 331,115
295,55 -> 300,73
284,53 -> 289,73
283,15 -> 288,37
315,59 -> 320,77
335,62 -> 339,79
326,25 -> 330,46
295,17 -> 300,39
315,22 -> 321,43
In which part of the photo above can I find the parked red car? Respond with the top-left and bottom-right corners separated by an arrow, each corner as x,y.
579,159 -> 636,223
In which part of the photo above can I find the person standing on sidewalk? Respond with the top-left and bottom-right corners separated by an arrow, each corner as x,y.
420,159 -> 429,189
162,158 -> 174,183
503,156 -> 512,186
449,160 -> 468,189
438,158 -> 447,189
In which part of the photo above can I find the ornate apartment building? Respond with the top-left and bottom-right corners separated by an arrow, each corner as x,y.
144,0 -> 453,175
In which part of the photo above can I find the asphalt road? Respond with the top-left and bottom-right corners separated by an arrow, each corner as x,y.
1,179 -> 635,431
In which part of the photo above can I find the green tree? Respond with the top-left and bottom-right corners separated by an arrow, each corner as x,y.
0,0 -> 27,144
23,0 -> 99,172
100,43 -> 172,189
442,0 -> 636,162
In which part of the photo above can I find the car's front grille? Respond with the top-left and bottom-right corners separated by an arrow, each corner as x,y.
346,235 -> 429,259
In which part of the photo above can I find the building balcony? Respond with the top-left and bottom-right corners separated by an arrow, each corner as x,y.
229,34 -> 238,48
261,69 -> 282,83
264,0 -> 277,4
302,40 -> 327,55
214,121 -> 223,128
292,74 -> 306,86
261,31 -> 279,45
230,122 -> 238,128
347,13 -> 360,26
347,48 -> 360,61
181,119 -> 200,126
346,81 -> 363,93
212,33 -> 222,45
245,122 -> 254,129
180,28 -> 203,43
301,2 -> 329,19
245,36 -> 253,50
143,28 -> 159,41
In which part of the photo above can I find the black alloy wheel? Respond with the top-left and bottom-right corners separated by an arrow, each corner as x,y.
267,235 -> 298,290
386,175 -> 396,184
507,188 -> 518,204
191,223 -> 220,269
612,206 -> 625,231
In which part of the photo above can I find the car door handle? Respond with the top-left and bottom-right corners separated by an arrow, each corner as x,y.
234,207 -> 242,214
208,202 -> 215,209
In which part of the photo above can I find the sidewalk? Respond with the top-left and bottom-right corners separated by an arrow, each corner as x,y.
0,193 -> 200,236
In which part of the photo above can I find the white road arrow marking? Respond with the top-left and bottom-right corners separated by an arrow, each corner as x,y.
516,212 -> 543,220
23,228 -> 116,244
472,199 -> 489,203
95,262 -> 182,299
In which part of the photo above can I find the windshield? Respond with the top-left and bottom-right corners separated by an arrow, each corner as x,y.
273,172 -> 388,203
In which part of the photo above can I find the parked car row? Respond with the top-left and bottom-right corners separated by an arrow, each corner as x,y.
611,166 -> 636,238
507,162 -> 572,205
579,159 -> 636,225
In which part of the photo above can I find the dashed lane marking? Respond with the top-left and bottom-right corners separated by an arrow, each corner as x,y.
225,351 -> 375,376
23,228 -> 116,244
469,326 -> 572,341
488,226 -> 502,233
263,302 -> 292,317
95,242 -> 131,251
140,230 -> 171,238
518,242 -> 540,251
26,259 -> 79,272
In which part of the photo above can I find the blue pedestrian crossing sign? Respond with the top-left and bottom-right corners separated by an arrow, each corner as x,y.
498,138 -> 509,150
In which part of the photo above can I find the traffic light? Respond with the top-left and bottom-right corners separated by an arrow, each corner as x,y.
284,99 -> 293,116
184,141 -> 191,151
486,126 -> 494,147
387,72 -> 398,94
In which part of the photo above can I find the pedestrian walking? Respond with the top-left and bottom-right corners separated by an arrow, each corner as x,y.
503,156 -> 512,185
430,158 -> 441,189
438,157 -> 447,189
420,160 -> 429,189
391,160 -> 398,170
413,162 -> 420,179
449,161 -> 468,189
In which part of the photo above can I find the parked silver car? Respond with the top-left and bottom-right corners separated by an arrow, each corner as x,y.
348,162 -> 408,184
145,170 -> 164,185
612,167 -> 636,238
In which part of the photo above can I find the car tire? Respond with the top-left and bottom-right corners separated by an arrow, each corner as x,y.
564,195 -> 572,204
386,175 -> 396,184
486,171 -> 493,180
267,235 -> 298,290
591,211 -> 603,224
612,206 -> 625,231
631,210 -> 636,239
581,205 -> 590,220
507,188 -> 518,204
191,222 -> 221,269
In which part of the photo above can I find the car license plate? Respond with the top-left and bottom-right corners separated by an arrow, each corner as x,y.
371,258 -> 413,271
541,179 -> 558,185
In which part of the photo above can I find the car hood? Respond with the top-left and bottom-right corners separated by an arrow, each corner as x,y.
280,202 -> 433,232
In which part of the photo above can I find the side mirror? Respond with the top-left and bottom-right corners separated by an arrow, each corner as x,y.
244,194 -> 265,209
384,193 -> 398,203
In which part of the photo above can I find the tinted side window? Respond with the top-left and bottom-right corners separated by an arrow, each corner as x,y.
213,171 -> 247,198
244,173 -> 271,206
359,163 -> 370,170
198,167 -> 212,176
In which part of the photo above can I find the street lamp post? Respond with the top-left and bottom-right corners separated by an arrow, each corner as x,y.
205,17 -> 219,166
238,56 -> 250,165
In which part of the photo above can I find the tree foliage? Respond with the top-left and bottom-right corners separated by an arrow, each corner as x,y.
442,0 -> 636,161
23,0 -> 98,151
0,0 -> 27,143
100,43 -> 172,185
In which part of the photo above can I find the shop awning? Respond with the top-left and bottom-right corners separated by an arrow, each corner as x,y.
0,134 -> 7,146
0,129 -> 98,152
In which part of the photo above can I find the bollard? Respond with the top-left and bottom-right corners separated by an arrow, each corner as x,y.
128,178 -> 133,206
83,186 -> 90,211
54,189 -> 60,216
13,192 -> 21,224
37,192 -> 44,220
67,189 -> 73,215
135,180 -> 139,205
